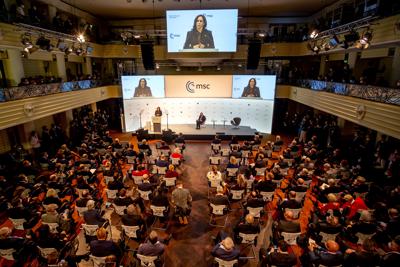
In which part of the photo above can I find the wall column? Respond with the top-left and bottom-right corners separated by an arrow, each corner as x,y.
90,103 -> 97,113
4,49 -> 24,87
390,47 -> 400,87
83,56 -> 92,76
47,5 -> 57,24
319,55 -> 327,77
347,51 -> 358,70
55,53 -> 67,82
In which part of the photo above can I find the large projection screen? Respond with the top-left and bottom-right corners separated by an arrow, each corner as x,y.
122,75 -> 276,134
167,9 -> 238,52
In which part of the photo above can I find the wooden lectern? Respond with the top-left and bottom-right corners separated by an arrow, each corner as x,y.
152,116 -> 161,133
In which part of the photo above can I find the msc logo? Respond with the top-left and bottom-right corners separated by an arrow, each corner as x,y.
185,81 -> 210,93
169,33 -> 180,39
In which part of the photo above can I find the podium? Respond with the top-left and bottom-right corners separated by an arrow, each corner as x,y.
152,116 -> 162,133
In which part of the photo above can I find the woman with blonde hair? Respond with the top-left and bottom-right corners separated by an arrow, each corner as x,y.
227,156 -> 239,169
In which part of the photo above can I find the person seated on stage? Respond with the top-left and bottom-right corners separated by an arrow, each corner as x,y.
155,107 -> 162,117
233,214 -> 260,242
211,236 -> 240,261
207,165 -> 222,185
90,227 -> 121,260
165,164 -> 179,179
227,156 -> 239,169
260,240 -> 297,267
196,112 -> 206,129
156,155 -> 169,168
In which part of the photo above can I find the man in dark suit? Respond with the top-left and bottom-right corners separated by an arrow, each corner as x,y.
234,214 -> 260,243
137,230 -> 165,258
196,112 -> 206,129
211,237 -> 240,261
83,200 -> 106,227
260,240 -> 297,267
121,204 -> 146,239
90,227 -> 121,259
308,240 -> 343,266
276,210 -> 301,233
210,187 -> 230,207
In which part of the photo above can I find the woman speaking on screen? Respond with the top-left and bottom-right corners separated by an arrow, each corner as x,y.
183,14 -> 215,49
134,78 -> 152,97
241,78 -> 260,97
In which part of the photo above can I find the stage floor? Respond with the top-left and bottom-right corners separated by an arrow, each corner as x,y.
149,123 -> 258,137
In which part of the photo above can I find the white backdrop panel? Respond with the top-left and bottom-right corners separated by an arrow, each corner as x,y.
123,98 -> 274,133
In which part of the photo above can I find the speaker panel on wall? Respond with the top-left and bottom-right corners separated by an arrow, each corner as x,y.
140,41 -> 155,70
247,39 -> 262,70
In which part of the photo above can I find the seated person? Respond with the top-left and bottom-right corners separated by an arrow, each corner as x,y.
279,191 -> 302,210
211,237 -> 240,261
210,186 -> 230,208
174,133 -> 185,150
260,240 -> 297,267
165,164 -> 179,179
350,210 -> 377,235
233,214 -> 260,243
155,155 -> 169,168
138,139 -> 151,156
229,148 -> 242,159
0,227 -> 27,263
276,210 -> 300,233
207,165 -> 222,185
83,200 -> 106,227
344,239 -> 380,267
170,148 -> 183,161
121,205 -> 146,239
380,235 -> 400,267
113,188 -> 135,207
255,173 -> 276,193
308,240 -> 343,267
211,135 -> 221,144
226,156 -> 239,169
132,165 -> 149,177
137,230 -> 166,266
90,227 -> 121,259
317,214 -> 342,235
76,189 -> 92,208
319,193 -> 341,215
290,178 -> 309,192
244,191 -> 265,209
195,112 -> 206,129
41,203 -> 61,224
341,194 -> 368,220
230,174 -> 247,191
138,174 -> 155,193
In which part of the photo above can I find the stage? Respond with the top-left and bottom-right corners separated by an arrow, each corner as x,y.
136,124 -> 260,141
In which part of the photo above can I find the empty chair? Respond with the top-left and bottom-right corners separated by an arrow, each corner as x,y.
75,206 -> 88,217
238,232 -> 258,259
281,232 -> 301,245
209,156 -> 221,165
89,255 -> 107,267
209,203 -> 229,228
37,246 -> 58,261
0,248 -> 16,261
113,204 -> 127,216
230,117 -> 241,129
126,156 -> 136,164
211,143 -> 221,152
255,167 -> 267,176
9,218 -> 26,230
226,167 -> 239,177
136,254 -> 161,267
214,257 -> 238,267
121,225 -> 140,240
259,191 -> 274,202
150,205 -> 169,231
132,175 -> 143,185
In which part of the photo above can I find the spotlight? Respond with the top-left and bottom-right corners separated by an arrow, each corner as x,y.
358,29 -> 373,49
64,46 -> 73,55
216,65 -> 221,71
309,29 -> 319,39
198,64 -> 202,71
74,44 -> 84,56
21,33 -> 32,46
77,33 -> 85,43
307,41 -> 320,54
176,65 -> 181,72
156,63 -> 160,69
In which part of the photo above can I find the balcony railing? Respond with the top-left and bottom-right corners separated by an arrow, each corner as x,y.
295,79 -> 400,106
0,80 -> 107,102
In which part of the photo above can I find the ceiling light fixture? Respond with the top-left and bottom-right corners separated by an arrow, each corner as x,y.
309,29 -> 319,39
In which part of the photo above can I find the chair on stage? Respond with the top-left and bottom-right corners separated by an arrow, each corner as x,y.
230,117 -> 241,129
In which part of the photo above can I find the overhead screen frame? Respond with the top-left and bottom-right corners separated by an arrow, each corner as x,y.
166,9 -> 238,53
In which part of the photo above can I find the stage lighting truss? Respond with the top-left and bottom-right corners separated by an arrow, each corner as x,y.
355,28 -> 373,49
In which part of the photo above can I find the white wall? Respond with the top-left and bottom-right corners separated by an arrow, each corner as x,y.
123,98 -> 274,133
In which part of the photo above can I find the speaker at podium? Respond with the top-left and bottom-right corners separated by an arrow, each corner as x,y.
152,116 -> 162,133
